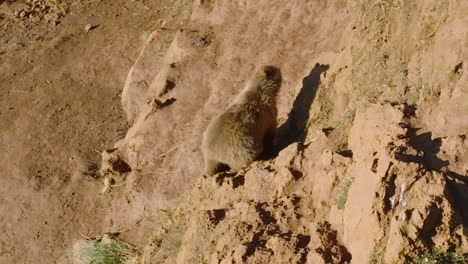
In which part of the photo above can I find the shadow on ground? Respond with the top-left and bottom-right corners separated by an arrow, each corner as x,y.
263,63 -> 329,159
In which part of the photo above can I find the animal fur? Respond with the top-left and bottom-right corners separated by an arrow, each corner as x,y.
201,65 -> 282,175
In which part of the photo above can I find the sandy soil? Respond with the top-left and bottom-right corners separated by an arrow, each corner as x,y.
1,0 -> 467,263
0,0 -> 169,262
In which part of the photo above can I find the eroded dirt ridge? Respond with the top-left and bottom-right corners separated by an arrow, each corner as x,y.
111,1 -> 467,263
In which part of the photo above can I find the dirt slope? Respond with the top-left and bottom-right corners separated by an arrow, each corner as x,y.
0,0 -> 169,262
108,0 -> 467,263
1,0 -> 467,263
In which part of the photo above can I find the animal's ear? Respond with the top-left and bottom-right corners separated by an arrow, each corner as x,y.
258,65 -> 282,90
263,65 -> 281,81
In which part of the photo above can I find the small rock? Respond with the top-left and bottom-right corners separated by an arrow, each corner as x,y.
84,24 -> 98,33
84,24 -> 92,32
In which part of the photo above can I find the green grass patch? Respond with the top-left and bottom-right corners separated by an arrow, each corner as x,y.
405,79 -> 440,105
140,31 -> 151,47
421,86 -> 440,102
159,35 -> 174,57
158,223 -> 185,258
336,177 -> 354,210
412,248 -> 466,264
173,0 -> 192,14
65,235 -> 139,264
399,61 -> 409,76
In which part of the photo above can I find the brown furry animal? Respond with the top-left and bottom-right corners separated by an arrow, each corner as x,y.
202,65 -> 282,175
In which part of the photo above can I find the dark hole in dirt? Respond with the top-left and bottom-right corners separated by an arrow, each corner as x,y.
232,175 -> 245,188
106,148 -> 118,153
264,165 -> 275,172
298,251 -> 308,264
337,150 -> 353,158
371,158 -> 378,173
399,121 -> 412,130
110,158 -> 132,173
453,62 -> 463,75
296,234 -> 311,264
208,209 -> 226,226
404,209 -> 414,222
163,97 -> 176,107
266,226 -> 281,236
291,195 -> 301,206
403,104 -> 416,117
213,165 -> 246,188
397,134 -> 407,139
256,203 -> 276,225
322,127 -> 334,136
274,63 -> 330,154
215,163 -> 231,175
153,97 -> 176,109
278,231 -> 293,241
383,172 -> 397,213
165,79 -> 176,90
296,234 -> 311,250
289,168 -> 303,180
214,168 -> 233,185
159,80 -> 176,96
108,177 -> 116,185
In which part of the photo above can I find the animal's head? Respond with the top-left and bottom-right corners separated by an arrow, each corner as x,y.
256,65 -> 282,95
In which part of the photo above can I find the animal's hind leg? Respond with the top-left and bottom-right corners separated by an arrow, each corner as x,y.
263,128 -> 277,153
258,127 -> 277,160
228,154 -> 256,174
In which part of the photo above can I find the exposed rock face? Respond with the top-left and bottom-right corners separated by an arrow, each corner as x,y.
138,104 -> 466,263
100,0 -> 467,263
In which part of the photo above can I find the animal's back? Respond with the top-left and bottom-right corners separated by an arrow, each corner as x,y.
202,105 -> 260,165
202,65 -> 282,175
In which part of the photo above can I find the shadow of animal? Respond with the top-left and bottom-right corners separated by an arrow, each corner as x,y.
266,63 -> 329,158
